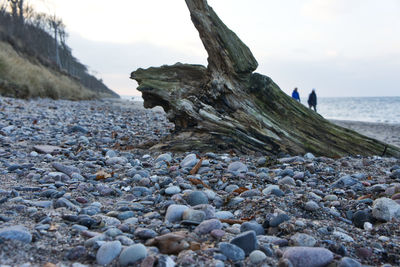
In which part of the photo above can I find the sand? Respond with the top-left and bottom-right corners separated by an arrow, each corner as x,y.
331,120 -> 400,149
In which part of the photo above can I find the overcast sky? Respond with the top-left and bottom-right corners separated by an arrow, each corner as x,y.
34,0 -> 400,97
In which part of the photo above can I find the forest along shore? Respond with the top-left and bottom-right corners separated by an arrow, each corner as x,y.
0,96 -> 399,266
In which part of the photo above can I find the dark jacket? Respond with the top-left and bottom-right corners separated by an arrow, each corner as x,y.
308,91 -> 317,106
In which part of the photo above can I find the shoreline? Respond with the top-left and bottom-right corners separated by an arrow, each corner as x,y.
331,119 -> 400,148
112,98 -> 400,149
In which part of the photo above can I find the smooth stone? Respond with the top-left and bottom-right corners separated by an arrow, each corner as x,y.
269,213 -> 290,227
225,184 -> 239,193
305,200 -> 320,211
240,222 -> 264,235
105,228 -> 123,237
249,250 -> 267,264
210,229 -> 225,239
331,175 -> 359,188
31,200 -> 52,208
165,204 -> 189,223
187,191 -> 208,206
372,197 -> 400,221
180,154 -> 199,168
117,211 -> 135,220
52,162 -> 81,176
278,176 -> 296,186
195,219 -> 222,235
156,153 -> 172,163
182,209 -> 206,223
165,186 -> 181,195
324,195 -> 338,201
66,246 -> 86,261
290,233 -> 316,247
119,244 -> 148,266
106,157 -> 128,166
0,225 -> 32,243
293,172 -> 305,180
333,231 -> 354,242
33,145 -> 62,154
262,185 -> 280,195
352,210 -> 372,228
283,247 -> 334,267
240,189 -> 261,197
227,161 -> 248,173
219,242 -> 245,261
230,230 -> 258,255
135,228 -> 157,239
304,153 -> 315,159
215,211 -> 234,220
338,257 -> 362,267
279,168 -> 295,177
96,241 -> 122,265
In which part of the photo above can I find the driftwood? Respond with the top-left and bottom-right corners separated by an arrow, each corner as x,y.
130,0 -> 400,158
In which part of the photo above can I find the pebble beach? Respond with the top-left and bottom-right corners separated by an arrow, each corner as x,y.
0,97 -> 400,267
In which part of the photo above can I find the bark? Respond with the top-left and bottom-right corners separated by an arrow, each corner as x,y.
130,0 -> 400,158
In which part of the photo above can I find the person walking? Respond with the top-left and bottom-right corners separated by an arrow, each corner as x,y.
307,89 -> 317,112
291,87 -> 300,102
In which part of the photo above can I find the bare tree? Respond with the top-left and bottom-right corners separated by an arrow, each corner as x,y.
47,14 -> 64,67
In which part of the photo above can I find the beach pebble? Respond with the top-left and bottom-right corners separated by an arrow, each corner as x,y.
182,209 -> 206,223
180,154 -> 198,168
249,250 -> 267,264
215,211 -> 234,220
165,186 -> 181,195
304,200 -> 320,211
282,247 -> 334,267
372,197 -> 400,221
165,204 -> 189,223
290,233 -> 316,247
333,231 -> 354,242
156,153 -> 172,163
230,230 -> 258,255
119,244 -> 147,266
218,242 -> 245,261
195,219 -> 222,235
0,225 -> 32,243
338,257 -> 362,267
278,176 -> 296,186
227,161 -> 248,173
187,191 -> 208,206
240,221 -> 264,235
262,185 -> 280,195
96,241 -> 122,265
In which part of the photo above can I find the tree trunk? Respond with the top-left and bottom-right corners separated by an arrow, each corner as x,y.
130,0 -> 400,158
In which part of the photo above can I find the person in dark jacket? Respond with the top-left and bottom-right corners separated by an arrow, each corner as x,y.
307,89 -> 317,112
291,87 -> 300,102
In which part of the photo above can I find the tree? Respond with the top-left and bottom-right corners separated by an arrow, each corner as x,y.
47,14 -> 64,68
130,0 -> 400,158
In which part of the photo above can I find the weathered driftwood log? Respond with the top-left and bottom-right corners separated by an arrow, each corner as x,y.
130,0 -> 400,158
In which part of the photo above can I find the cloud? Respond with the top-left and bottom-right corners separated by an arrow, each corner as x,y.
67,32 -> 207,95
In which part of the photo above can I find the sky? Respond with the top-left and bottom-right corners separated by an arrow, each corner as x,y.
33,0 -> 400,97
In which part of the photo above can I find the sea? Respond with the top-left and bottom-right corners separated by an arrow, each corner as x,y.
121,95 -> 400,124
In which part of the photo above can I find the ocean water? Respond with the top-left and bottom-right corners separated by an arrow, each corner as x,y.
316,97 -> 400,124
121,95 -> 400,124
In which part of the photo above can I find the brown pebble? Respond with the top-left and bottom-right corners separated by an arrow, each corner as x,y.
391,193 -> 400,200
145,232 -> 189,254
